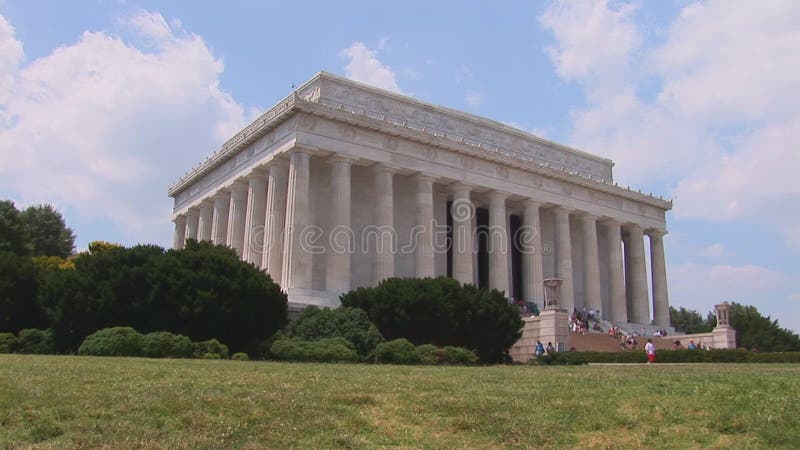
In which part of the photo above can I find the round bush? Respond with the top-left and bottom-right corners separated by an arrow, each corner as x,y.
202,352 -> 221,360
78,327 -> 143,357
444,346 -> 479,365
231,352 -> 250,361
192,339 -> 229,359
288,306 -> 384,357
374,338 -> 419,364
270,337 -> 359,363
142,331 -> 192,358
0,332 -> 18,353
415,344 -> 441,365
17,328 -> 55,354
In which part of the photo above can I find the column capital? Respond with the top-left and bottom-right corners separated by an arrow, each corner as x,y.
371,163 -> 398,175
580,212 -> 599,222
415,173 -> 438,183
212,190 -> 231,200
449,181 -> 476,193
229,180 -> 249,194
601,217 -> 624,227
522,199 -> 543,208
289,146 -> 315,157
487,190 -> 510,201
246,168 -> 269,182
551,205 -> 574,216
625,223 -> 645,233
268,156 -> 290,170
185,208 -> 199,218
173,215 -> 187,224
328,154 -> 358,165
645,228 -> 668,238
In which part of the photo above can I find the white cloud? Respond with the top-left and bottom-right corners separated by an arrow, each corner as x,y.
340,42 -> 403,94
539,0 -> 800,249
464,90 -> 484,107
0,15 -> 23,104
0,11 -> 247,247
700,243 -> 727,259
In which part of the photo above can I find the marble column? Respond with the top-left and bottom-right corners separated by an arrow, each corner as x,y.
197,202 -> 214,242
605,220 -> 627,322
373,165 -> 395,284
627,225 -> 650,324
185,210 -> 199,242
581,214 -> 602,314
623,232 -> 633,320
211,192 -> 230,246
262,159 -> 289,284
553,207 -> 574,312
415,174 -> 436,278
173,215 -> 186,250
242,171 -> 268,267
648,230 -> 670,327
226,182 -> 248,258
327,156 -> 353,293
521,200 -> 544,306
450,183 -> 474,285
488,191 -> 510,294
281,150 -> 312,290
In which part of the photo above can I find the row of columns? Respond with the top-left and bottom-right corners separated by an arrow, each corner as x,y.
173,149 -> 669,326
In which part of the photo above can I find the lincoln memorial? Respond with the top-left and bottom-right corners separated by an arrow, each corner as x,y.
168,72 -> 672,328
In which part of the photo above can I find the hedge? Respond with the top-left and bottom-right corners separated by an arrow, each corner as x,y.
531,349 -> 800,365
142,332 -> 193,358
374,338 -> 419,364
0,332 -> 18,353
17,328 -> 56,354
78,327 -> 143,357
270,337 -> 360,363
192,339 -> 229,359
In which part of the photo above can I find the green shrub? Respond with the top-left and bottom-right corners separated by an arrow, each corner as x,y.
269,337 -> 359,363
141,331 -> 192,358
17,328 -> 56,354
0,332 -> 18,353
231,352 -> 249,361
288,306 -> 384,357
444,346 -> 479,365
415,344 -> 441,365
257,332 -> 285,360
374,338 -> 419,364
341,277 -> 523,363
192,339 -> 229,359
78,327 -> 143,357
202,352 -> 221,360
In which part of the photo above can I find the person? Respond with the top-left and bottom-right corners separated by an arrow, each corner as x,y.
645,339 -> 656,364
687,340 -> 696,350
673,339 -> 681,350
534,340 -> 545,357
545,342 -> 555,355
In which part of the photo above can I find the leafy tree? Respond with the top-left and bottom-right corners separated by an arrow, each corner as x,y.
0,251 -> 46,332
39,240 -> 287,354
20,204 -> 75,258
670,306 -> 715,334
340,277 -> 523,363
288,306 -> 383,357
0,200 -> 30,256
728,302 -> 800,352
88,241 -> 123,254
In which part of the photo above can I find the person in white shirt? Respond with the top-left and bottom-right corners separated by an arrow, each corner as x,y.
645,339 -> 656,364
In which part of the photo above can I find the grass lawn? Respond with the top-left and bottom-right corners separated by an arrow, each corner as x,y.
1,355 -> 798,449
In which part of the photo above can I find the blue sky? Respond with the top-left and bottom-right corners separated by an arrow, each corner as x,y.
1,1 -> 798,331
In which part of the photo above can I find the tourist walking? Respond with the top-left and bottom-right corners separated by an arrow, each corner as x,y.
645,339 -> 656,364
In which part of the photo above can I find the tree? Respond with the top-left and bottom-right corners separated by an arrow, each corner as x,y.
0,200 -> 30,256
670,306 -> 715,334
39,240 -> 288,353
728,302 -> 800,352
20,204 -> 75,258
0,251 -> 46,332
340,277 -> 523,363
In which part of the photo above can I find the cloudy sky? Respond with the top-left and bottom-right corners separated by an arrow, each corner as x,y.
1,1 -> 798,331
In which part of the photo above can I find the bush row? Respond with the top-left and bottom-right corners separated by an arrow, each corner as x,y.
0,329 -> 55,354
77,327 -> 232,359
531,349 -> 800,365
374,339 -> 479,365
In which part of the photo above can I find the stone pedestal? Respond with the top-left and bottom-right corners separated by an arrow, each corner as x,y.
712,326 -> 737,349
538,308 -> 570,353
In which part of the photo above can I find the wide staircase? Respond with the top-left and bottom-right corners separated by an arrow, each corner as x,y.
569,332 -> 676,352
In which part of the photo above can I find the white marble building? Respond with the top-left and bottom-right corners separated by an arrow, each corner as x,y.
168,72 -> 672,327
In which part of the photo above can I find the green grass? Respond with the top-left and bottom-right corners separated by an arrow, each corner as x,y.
1,356 -> 799,449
